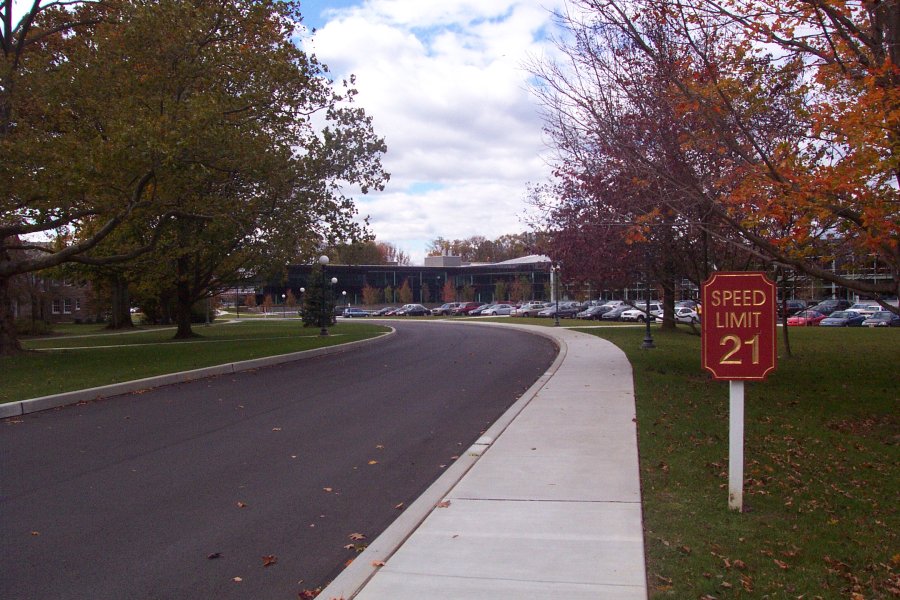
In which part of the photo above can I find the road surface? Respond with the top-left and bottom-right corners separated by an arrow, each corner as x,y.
1,321 -> 556,599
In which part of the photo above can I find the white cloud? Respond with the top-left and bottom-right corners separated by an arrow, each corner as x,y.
302,0 -> 563,264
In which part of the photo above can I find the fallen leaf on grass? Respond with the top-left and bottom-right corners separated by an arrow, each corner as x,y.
773,559 -> 789,570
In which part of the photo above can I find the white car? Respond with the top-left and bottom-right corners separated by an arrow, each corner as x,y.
620,302 -> 662,322
671,307 -> 700,323
483,303 -> 513,315
846,303 -> 881,317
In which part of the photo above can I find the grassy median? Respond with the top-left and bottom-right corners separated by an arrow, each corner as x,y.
1,320 -> 388,403
577,325 -> 899,599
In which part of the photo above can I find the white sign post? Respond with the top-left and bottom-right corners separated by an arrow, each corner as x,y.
728,381 -> 744,512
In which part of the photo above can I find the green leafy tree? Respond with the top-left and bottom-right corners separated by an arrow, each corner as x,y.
0,0 -> 388,351
302,264 -> 335,329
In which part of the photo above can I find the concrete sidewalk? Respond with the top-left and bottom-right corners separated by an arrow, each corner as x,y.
319,324 -> 647,599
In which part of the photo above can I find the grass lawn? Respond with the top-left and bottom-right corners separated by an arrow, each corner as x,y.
575,324 -> 899,598
2,320 -> 388,403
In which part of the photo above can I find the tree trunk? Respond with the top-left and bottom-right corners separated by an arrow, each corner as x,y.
0,275 -> 23,356
173,258 -> 196,339
107,274 -> 134,329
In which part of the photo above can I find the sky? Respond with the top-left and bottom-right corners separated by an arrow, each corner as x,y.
296,0 -> 565,264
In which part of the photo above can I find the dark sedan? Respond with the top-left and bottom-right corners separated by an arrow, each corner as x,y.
819,310 -> 866,327
576,305 -> 611,320
601,306 -> 630,321
862,311 -> 900,327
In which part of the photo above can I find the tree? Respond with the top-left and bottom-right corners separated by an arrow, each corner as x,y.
442,279 -> 456,302
397,279 -> 413,304
1,1 -> 170,354
494,280 -> 508,302
0,0 -> 389,352
302,264 -> 334,329
534,0 -> 899,312
361,283 -> 381,305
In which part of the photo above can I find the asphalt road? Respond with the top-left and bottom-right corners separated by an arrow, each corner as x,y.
0,321 -> 557,600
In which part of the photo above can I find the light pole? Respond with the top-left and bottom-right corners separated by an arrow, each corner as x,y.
299,287 -> 305,319
319,255 -> 330,336
641,261 -> 655,349
281,293 -> 286,317
553,264 -> 561,327
342,290 -> 347,308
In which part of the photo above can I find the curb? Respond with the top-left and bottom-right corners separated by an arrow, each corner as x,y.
0,329 -> 394,419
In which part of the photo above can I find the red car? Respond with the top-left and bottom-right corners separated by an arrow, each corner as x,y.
787,310 -> 826,326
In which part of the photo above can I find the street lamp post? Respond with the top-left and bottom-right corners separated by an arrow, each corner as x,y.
299,287 -> 305,319
319,255 -> 330,336
281,293 -> 286,317
553,264 -> 561,327
641,264 -> 655,349
342,290 -> 347,308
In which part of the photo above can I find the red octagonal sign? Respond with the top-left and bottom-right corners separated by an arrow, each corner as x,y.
701,272 -> 777,380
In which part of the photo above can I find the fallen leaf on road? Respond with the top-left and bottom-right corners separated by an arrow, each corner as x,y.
323,487 -> 333,493
376,444 -> 384,449
437,500 -> 451,508
394,502 -> 404,510
372,560 -> 386,567
262,555 -> 277,567
272,427 -> 282,432
236,502 -> 248,508
207,553 -> 222,559
30,531 -> 40,536
349,533 -> 366,541
367,460 -> 378,465
232,577 -> 242,583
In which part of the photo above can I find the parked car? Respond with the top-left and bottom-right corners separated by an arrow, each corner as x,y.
787,310 -> 827,326
537,302 -> 581,318
576,305 -> 611,320
809,299 -> 852,315
599,300 -> 627,310
482,303 -> 514,316
620,302 -> 662,322
846,303 -> 882,317
432,302 -> 461,316
371,306 -> 396,316
601,306 -> 631,321
675,299 -> 700,310
778,299 -> 808,317
452,302 -> 486,316
513,302 -> 547,317
819,310 -> 866,327
342,307 -> 370,318
671,307 -> 700,324
395,303 -> 431,316
862,311 -> 900,327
